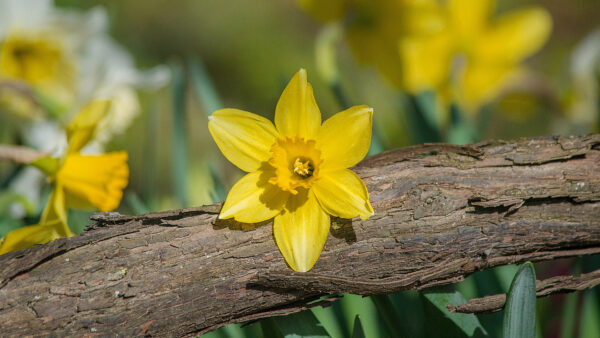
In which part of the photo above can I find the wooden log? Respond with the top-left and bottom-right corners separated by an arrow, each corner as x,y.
1,134 -> 599,336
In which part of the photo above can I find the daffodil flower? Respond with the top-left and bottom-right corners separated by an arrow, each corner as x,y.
298,0 -> 552,115
0,0 -> 169,139
40,101 -> 129,213
0,186 -> 69,255
0,101 -> 129,255
209,69 -> 374,272
408,0 -> 553,114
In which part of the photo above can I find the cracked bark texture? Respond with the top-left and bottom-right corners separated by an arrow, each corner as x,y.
0,134 -> 599,337
447,268 -> 600,314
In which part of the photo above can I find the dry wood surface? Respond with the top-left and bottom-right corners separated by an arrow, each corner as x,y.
1,134 -> 599,337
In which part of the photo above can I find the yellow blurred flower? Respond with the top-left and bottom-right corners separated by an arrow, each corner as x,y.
0,31 -> 76,105
0,101 -> 129,255
209,69 -> 373,272
298,0 -> 446,89
0,0 -> 169,139
299,0 -> 552,115
53,101 -> 129,212
0,186 -> 69,255
438,0 -> 552,114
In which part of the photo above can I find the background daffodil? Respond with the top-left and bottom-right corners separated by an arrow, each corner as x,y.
416,0 -> 553,115
0,101 -> 129,254
0,186 -> 68,254
209,69 -> 374,272
297,0 -> 552,116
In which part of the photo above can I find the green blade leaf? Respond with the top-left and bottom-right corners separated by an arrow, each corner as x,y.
371,294 -> 406,338
265,310 -> 330,338
188,57 -> 223,115
170,61 -> 189,207
340,294 -> 384,337
579,288 -> 600,338
502,262 -> 537,338
351,315 -> 366,338
423,287 -> 488,337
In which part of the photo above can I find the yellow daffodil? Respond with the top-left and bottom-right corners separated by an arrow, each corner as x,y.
0,31 -> 75,89
435,0 -> 552,114
298,0 -> 552,115
209,69 -> 374,272
297,0 -> 446,90
0,0 -> 169,138
46,101 -> 130,213
0,101 -> 129,255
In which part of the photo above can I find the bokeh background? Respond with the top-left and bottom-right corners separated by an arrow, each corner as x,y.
1,0 -> 599,337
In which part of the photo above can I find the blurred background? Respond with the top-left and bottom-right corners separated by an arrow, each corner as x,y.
0,0 -> 599,337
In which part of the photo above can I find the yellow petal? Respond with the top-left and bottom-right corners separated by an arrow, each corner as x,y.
398,33 -> 453,93
40,185 -> 69,234
209,109 -> 279,172
346,30 -> 405,88
219,170 -> 289,223
0,192 -> 71,255
313,169 -> 373,219
0,222 -> 62,255
66,101 -> 112,153
273,189 -> 330,272
274,69 -> 321,140
476,7 -> 552,64
459,63 -> 520,114
316,105 -> 373,171
57,151 -> 129,212
448,0 -> 494,43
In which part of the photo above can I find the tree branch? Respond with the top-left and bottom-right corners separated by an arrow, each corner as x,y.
0,144 -> 47,164
447,268 -> 600,314
0,134 -> 599,337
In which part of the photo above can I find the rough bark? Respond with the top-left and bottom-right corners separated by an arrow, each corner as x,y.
0,134 -> 599,337
447,268 -> 600,314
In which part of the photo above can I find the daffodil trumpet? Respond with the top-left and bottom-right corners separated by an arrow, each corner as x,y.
209,69 -> 374,272
0,101 -> 129,255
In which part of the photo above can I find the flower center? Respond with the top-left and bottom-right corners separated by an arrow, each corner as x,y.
0,35 -> 65,84
268,136 -> 321,194
293,157 -> 314,178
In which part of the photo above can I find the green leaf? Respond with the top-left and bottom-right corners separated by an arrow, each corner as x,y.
404,93 -> 441,144
315,23 -> 342,86
32,88 -> 68,119
579,288 -> 600,338
260,318 -> 284,338
188,57 -> 223,115
448,104 -> 477,145
310,294 -> 347,338
387,290 -> 425,337
126,191 -> 149,215
560,260 -> 580,338
29,156 -> 60,176
502,262 -> 537,338
340,294 -> 384,337
423,287 -> 488,337
371,294 -> 406,337
170,61 -> 189,207
67,209 -> 93,235
351,315 -> 366,338
494,265 -> 520,293
0,191 -> 35,215
559,292 -> 577,338
264,310 -> 330,338
0,216 -> 24,238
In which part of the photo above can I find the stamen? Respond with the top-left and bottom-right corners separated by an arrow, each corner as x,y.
293,158 -> 314,178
